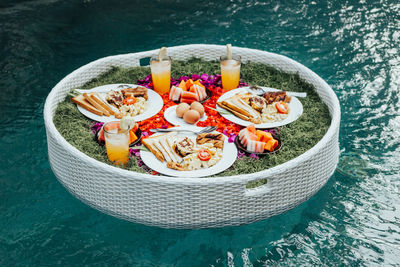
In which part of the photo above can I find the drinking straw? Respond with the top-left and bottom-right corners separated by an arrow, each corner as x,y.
226,44 -> 232,60
158,47 -> 167,61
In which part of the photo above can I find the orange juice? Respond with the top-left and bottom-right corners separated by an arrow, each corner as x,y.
104,122 -> 129,165
220,57 -> 241,91
150,57 -> 171,95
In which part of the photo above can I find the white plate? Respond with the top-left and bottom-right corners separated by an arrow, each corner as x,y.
164,105 -> 208,127
75,84 -> 163,122
216,87 -> 303,128
140,127 -> 237,177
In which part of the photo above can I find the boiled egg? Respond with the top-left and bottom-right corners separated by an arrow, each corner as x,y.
190,101 -> 205,117
176,103 -> 190,118
183,110 -> 201,124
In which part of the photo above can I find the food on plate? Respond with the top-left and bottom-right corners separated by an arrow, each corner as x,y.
190,101 -> 205,117
72,94 -> 104,116
218,93 -> 262,123
173,137 -> 195,157
72,86 -> 149,119
275,102 -> 289,114
176,103 -> 190,118
180,91 -> 198,104
104,86 -> 148,119
183,110 -> 201,124
196,133 -> 224,148
169,79 -> 208,103
121,86 -> 148,100
169,86 -> 183,102
217,91 -> 291,124
142,131 -> 225,171
174,101 -> 205,125
263,91 -> 291,105
238,125 -> 279,153
197,149 -> 212,161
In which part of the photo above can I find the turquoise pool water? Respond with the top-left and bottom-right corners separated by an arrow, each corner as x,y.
1,0 -> 399,265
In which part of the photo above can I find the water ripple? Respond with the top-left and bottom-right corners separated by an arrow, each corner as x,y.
0,0 -> 400,265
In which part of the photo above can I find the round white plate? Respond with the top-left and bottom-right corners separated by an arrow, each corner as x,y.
216,87 -> 303,128
164,105 -> 208,127
140,127 -> 237,177
75,84 -> 163,122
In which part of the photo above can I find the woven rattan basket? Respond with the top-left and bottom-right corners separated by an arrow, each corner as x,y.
44,44 -> 340,229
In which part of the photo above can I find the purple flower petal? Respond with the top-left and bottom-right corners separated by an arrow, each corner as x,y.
237,150 -> 245,159
191,74 -> 200,81
91,122 -> 104,135
179,76 -> 189,81
200,73 -> 209,80
228,134 -> 236,143
250,153 -> 259,159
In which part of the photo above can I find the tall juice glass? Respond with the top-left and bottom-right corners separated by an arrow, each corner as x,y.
104,121 -> 129,165
220,55 -> 241,91
150,55 -> 171,95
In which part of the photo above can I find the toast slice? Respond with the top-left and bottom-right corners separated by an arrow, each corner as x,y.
83,93 -> 110,117
217,94 -> 262,124
142,132 -> 178,162
90,92 -> 115,115
71,94 -> 103,116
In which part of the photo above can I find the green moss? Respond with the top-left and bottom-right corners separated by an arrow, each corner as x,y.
53,58 -> 330,179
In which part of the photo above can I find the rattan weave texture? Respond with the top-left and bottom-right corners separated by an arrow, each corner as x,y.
44,44 -> 340,228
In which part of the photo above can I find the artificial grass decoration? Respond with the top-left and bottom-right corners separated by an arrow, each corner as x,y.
53,58 -> 331,177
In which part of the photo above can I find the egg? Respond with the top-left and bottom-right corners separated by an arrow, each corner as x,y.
183,110 -> 201,124
176,103 -> 190,118
190,101 -> 205,117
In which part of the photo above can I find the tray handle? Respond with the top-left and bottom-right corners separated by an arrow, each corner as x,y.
244,177 -> 275,197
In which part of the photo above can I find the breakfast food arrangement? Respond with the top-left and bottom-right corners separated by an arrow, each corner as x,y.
68,45 -> 306,176
218,91 -> 291,124
72,85 -> 148,119
48,43 -> 337,229
142,132 -> 225,171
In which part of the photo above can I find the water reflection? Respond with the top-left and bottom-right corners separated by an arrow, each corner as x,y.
0,0 -> 399,265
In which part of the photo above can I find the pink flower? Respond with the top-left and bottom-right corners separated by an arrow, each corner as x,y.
228,134 -> 236,143
250,153 -> 259,159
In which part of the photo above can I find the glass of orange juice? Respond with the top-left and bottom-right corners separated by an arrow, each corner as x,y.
103,121 -> 129,165
220,55 -> 241,91
150,55 -> 171,95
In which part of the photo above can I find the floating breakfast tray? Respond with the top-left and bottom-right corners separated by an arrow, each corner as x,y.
44,44 -> 340,229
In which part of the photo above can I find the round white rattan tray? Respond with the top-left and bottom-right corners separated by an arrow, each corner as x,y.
44,44 -> 340,229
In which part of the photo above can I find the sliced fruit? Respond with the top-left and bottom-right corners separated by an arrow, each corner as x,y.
275,102 -> 289,114
247,140 -> 266,153
123,96 -> 137,105
247,124 -> 257,134
193,80 -> 205,88
98,127 -> 105,141
178,80 -> 187,90
180,91 -> 198,104
131,122 -> 139,133
239,128 -> 257,146
197,149 -> 211,161
169,86 -> 182,101
256,130 -> 273,142
129,131 -> 138,144
185,79 -> 194,90
120,116 -> 136,130
264,139 -> 279,152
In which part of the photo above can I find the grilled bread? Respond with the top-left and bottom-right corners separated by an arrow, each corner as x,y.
142,132 -> 181,163
71,94 -> 103,116
217,94 -> 262,124
83,93 -> 110,116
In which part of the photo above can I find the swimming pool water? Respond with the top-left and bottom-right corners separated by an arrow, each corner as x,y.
1,0 -> 399,265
